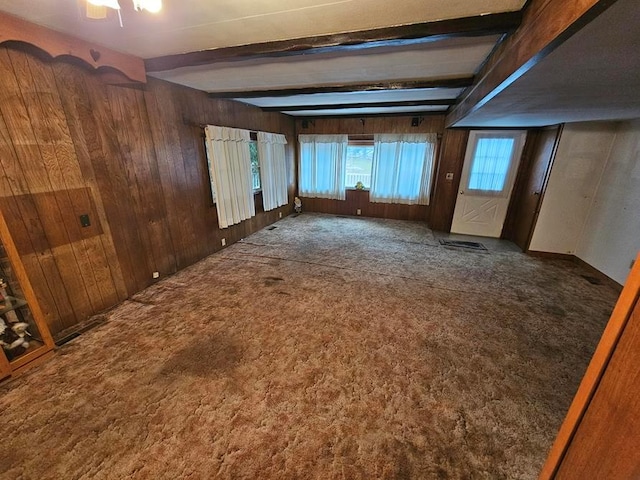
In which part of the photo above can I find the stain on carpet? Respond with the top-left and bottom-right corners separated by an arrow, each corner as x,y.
0,214 -> 620,480
160,334 -> 242,378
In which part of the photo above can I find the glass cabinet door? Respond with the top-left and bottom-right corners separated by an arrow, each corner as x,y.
0,214 -> 54,375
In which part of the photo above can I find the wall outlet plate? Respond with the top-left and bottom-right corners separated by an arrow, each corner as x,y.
445,172 -> 454,180
152,271 -> 159,279
221,238 -> 226,246
279,212 -> 282,218
356,209 -> 361,215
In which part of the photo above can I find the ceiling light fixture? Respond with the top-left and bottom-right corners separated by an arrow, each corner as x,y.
86,0 -> 162,26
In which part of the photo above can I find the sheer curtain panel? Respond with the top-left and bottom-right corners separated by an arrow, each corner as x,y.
370,134 -> 437,205
298,134 -> 348,200
204,125 -> 255,229
257,132 -> 289,211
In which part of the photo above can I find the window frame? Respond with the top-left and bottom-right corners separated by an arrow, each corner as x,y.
345,136 -> 374,191
463,130 -> 527,198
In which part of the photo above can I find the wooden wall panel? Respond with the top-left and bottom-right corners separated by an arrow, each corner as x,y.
301,190 -> 429,222
294,115 -> 444,223
429,129 -> 469,232
0,46 -> 295,338
295,115 -> 445,135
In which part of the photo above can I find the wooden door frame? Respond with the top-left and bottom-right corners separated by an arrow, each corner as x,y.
539,252 -> 640,478
502,125 -> 562,251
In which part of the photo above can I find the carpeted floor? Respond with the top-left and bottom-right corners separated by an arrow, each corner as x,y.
0,214 -> 620,479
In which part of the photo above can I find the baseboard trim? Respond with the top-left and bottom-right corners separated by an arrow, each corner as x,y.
527,250 -> 623,293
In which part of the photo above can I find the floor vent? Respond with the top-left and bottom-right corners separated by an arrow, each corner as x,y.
267,226 -> 277,230
55,316 -> 108,347
439,239 -> 488,251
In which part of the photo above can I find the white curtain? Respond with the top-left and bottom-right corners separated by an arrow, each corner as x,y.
298,134 -> 348,200
204,125 -> 255,229
370,133 -> 437,205
257,132 -> 288,211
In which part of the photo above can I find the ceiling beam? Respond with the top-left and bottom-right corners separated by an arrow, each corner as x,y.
261,99 -> 454,112
145,12 -> 522,72
447,0 -> 619,127
208,78 -> 474,99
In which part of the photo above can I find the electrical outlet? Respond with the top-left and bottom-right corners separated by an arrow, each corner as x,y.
152,271 -> 159,279
356,209 -> 361,215
221,238 -> 226,247
279,212 -> 282,219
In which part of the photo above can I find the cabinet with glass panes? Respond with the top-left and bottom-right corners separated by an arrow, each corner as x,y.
0,215 -> 54,380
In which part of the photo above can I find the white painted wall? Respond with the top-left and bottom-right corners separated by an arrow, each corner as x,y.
529,123 -> 617,254
529,120 -> 640,285
576,120 -> 640,284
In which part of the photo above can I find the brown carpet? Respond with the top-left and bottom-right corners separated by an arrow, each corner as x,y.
0,214 -> 619,479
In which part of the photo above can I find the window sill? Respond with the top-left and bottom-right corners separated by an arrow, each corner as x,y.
346,188 -> 370,192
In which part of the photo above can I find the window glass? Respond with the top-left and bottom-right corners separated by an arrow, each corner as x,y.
345,144 -> 374,188
249,141 -> 260,191
467,137 -> 516,192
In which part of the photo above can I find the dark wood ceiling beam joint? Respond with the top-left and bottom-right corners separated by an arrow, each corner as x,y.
145,11 -> 522,72
208,77 -> 474,99
262,99 -> 454,112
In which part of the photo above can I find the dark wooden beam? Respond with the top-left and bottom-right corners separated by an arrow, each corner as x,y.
289,111 -> 447,120
447,0 -> 619,127
145,12 -> 522,72
262,99 -> 454,112
209,78 -> 474,99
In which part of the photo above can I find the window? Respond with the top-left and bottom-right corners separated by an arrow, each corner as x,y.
249,141 -> 261,191
466,134 -> 520,195
298,134 -> 348,200
345,141 -> 374,189
369,133 -> 436,205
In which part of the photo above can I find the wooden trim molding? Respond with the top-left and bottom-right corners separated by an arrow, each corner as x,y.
539,252 -> 640,478
145,12 -> 522,72
0,11 -> 146,84
446,0 -> 619,126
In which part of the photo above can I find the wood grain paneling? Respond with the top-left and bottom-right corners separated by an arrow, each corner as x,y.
429,129 -> 469,232
0,10 -> 146,83
292,116 -> 475,226
301,189 -> 429,222
447,0 -> 618,126
503,126 -> 560,250
0,45 -> 295,337
540,252 -> 640,479
295,116 -> 445,135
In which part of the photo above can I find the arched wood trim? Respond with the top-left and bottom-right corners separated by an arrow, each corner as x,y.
0,11 -> 146,84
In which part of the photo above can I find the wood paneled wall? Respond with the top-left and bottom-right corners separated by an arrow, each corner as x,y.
295,115 -> 445,135
294,115 -> 449,222
429,129 -> 469,232
0,46 -> 295,337
302,189 -> 429,222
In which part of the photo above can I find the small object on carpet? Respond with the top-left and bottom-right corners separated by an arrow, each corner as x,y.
581,275 -> 602,285
439,239 -> 488,252
267,226 -> 277,231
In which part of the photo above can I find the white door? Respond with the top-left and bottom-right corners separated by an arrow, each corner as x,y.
451,131 -> 526,237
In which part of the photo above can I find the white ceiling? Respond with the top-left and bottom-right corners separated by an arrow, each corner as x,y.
3,0 -> 638,126
0,0 -> 524,57
151,37 -> 499,93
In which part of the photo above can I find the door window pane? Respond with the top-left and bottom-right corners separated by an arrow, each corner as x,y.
468,137 -> 516,192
